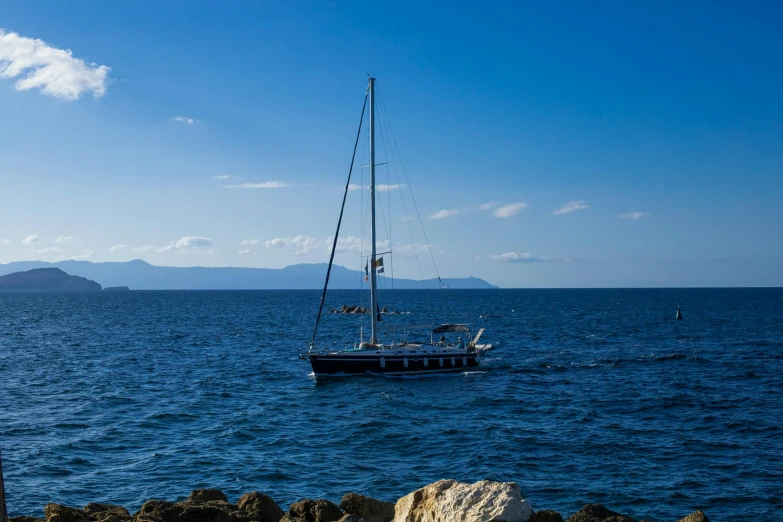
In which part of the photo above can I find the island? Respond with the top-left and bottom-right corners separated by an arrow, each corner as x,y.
103,286 -> 130,292
0,268 -> 102,292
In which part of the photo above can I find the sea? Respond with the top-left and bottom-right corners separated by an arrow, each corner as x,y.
1,289 -> 781,520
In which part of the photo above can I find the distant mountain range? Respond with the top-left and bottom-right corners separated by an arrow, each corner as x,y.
0,260 -> 497,290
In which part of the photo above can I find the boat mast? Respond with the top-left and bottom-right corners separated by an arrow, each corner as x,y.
369,76 -> 379,344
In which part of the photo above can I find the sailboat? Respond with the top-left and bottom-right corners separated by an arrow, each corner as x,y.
303,77 -> 491,376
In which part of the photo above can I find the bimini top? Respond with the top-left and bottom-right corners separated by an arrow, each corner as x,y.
432,323 -> 470,333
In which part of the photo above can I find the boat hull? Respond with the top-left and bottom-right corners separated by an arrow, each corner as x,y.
309,352 -> 479,376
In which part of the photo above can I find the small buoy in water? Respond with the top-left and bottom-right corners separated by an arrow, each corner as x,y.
676,306 -> 683,320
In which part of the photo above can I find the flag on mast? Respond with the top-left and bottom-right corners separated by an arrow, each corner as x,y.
377,266 -> 384,274
373,257 -> 384,268
364,261 -> 369,281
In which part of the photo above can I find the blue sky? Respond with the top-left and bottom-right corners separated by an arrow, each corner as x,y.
1,1 -> 781,287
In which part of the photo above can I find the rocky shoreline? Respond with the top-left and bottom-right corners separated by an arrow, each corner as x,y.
8,480 -> 710,522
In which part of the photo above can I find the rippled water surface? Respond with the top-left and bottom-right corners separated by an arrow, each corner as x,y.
1,289 -> 782,520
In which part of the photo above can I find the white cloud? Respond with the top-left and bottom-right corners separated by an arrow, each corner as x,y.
22,234 -> 40,245
241,239 -> 260,246
377,184 -> 404,192
108,244 -> 127,252
0,30 -> 110,100
490,252 -> 550,263
132,245 -> 157,253
238,249 -> 252,255
0,238 -> 10,245
171,116 -> 198,125
429,209 -> 459,220
71,249 -> 95,260
54,235 -> 73,244
225,181 -> 290,189
553,200 -> 589,215
494,202 -> 529,218
158,236 -> 213,252
348,183 -> 363,191
36,246 -> 65,254
214,174 -> 230,179
477,202 -> 498,211
264,235 -> 318,255
619,212 -> 650,220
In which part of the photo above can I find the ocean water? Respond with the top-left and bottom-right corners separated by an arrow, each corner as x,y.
1,289 -> 781,520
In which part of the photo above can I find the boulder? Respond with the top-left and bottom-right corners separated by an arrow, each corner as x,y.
133,500 -> 185,522
676,512 -> 710,522
339,493 -> 393,522
338,516 -> 367,522
530,510 -> 564,522
44,504 -> 92,522
287,499 -> 343,522
236,492 -> 284,522
176,505 -> 233,522
565,504 -> 636,522
393,479 -> 533,522
11,517 -> 44,522
187,490 -> 229,504
83,504 -> 130,520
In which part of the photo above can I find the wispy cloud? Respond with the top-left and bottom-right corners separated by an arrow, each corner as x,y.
0,238 -> 10,245
108,244 -> 127,252
377,184 -> 404,192
348,183 -> 405,192
36,246 -> 65,254
71,249 -> 95,260
158,236 -> 213,252
265,235 -> 319,255
619,212 -> 650,220
238,249 -> 252,255
171,116 -> 199,125
429,209 -> 459,220
477,202 -> 498,211
553,201 -> 589,215
54,235 -> 73,244
22,234 -> 40,245
494,202 -> 529,218
490,252 -> 551,263
241,239 -> 260,246
225,181 -> 290,189
0,30 -> 110,100
214,174 -> 230,180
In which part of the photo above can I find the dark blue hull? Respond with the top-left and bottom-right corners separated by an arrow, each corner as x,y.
308,352 -> 479,375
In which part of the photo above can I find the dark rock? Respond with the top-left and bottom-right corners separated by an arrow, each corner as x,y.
133,500 -> 185,522
279,517 -> 306,522
11,517 -> 44,522
177,505 -> 232,522
676,512 -> 710,522
83,504 -> 130,519
287,499 -> 343,522
337,516 -> 366,522
0,268 -> 102,292
187,490 -> 229,504
339,493 -> 393,522
44,504 -> 92,522
530,510 -> 565,522
381,307 -> 388,314
565,504 -> 636,522
236,492 -> 284,522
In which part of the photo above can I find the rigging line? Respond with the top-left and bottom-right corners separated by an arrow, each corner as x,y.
376,86 -> 443,287
375,95 -> 396,303
375,86 -> 426,289
309,92 -> 368,350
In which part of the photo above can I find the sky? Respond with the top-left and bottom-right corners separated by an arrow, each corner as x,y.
1,1 -> 781,287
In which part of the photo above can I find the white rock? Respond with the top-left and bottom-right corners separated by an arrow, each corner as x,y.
394,479 -> 533,522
